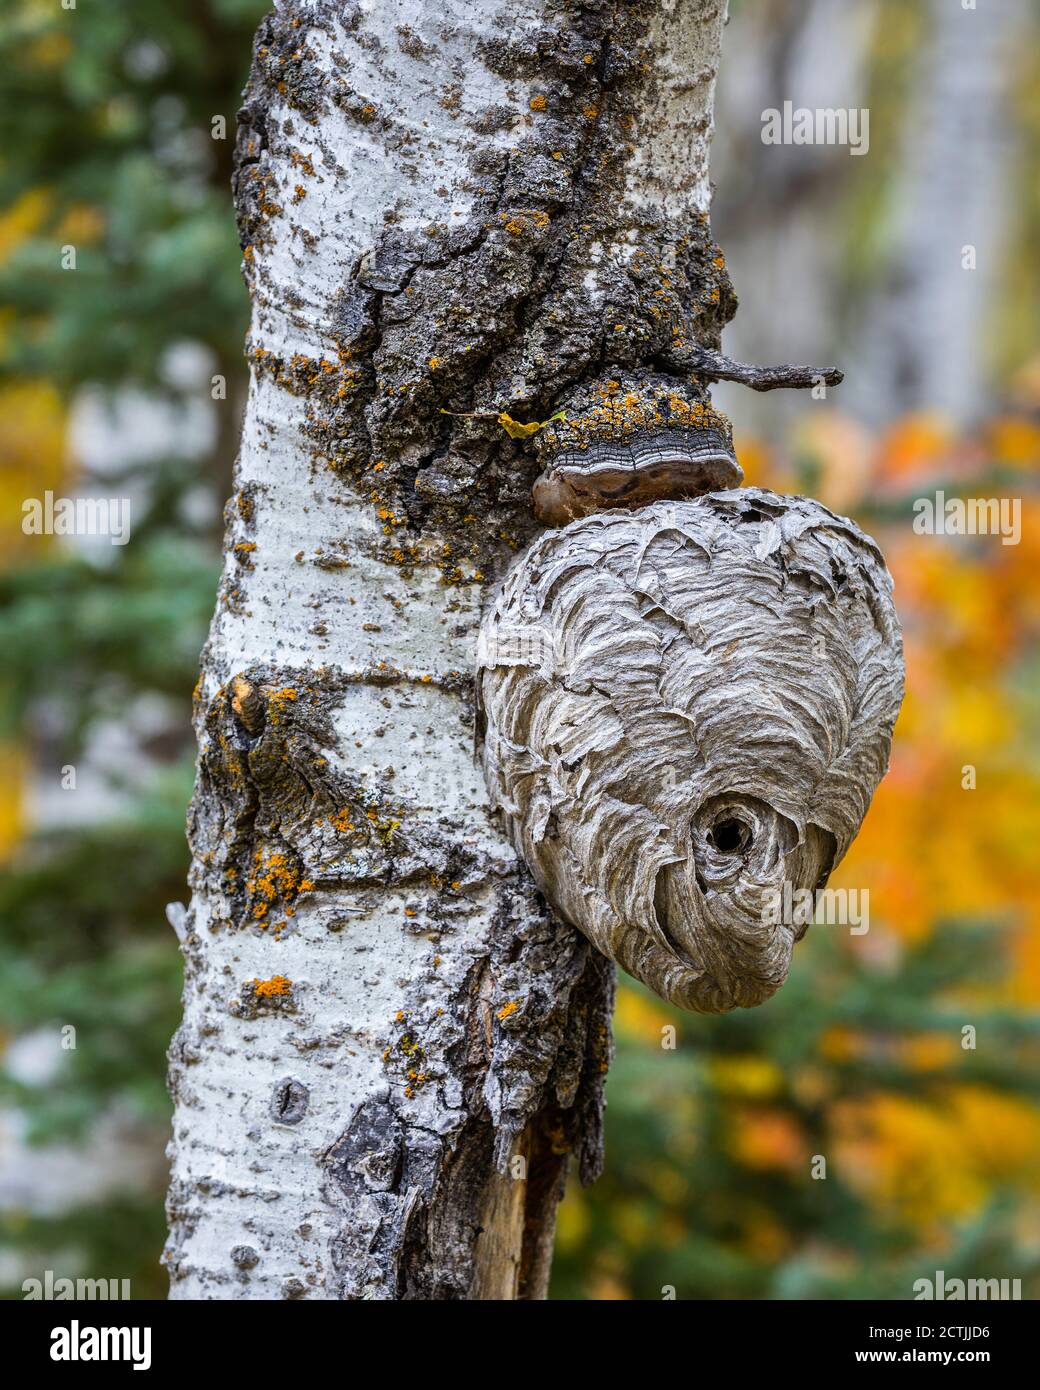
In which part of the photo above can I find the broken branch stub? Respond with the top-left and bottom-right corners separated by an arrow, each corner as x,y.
477,489 -> 904,1013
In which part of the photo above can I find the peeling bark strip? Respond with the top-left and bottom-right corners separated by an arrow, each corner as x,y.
478,490 -> 905,1014
167,0 -> 741,1301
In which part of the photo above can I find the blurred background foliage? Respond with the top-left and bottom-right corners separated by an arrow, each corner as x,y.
0,0 -> 266,1299
1,0 -> 1038,1300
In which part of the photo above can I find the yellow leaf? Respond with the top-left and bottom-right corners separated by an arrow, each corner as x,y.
496,409 -> 566,440
497,412 -> 544,439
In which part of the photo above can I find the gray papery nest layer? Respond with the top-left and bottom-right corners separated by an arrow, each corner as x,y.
477,488 -> 905,1013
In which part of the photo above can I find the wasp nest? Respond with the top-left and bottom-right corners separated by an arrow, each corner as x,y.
477,489 -> 904,1013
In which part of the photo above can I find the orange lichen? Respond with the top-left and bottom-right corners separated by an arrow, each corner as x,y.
544,383 -> 730,455
497,1001 -> 520,1021
529,94 -> 547,111
246,849 -> 312,922
267,687 -> 298,725
500,208 -> 549,237
252,974 -> 292,998
386,1012 -> 431,1095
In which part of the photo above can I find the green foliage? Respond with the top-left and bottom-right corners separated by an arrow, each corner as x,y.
0,530 -> 218,747
0,0 -> 266,1298
551,929 -> 1040,1300
0,1197 -> 170,1302
0,0 -> 268,389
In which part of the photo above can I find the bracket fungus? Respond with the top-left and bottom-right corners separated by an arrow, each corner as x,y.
531,356 -> 844,527
477,489 -> 904,1013
532,373 -> 742,526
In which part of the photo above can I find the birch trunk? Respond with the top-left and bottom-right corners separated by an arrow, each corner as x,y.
166,0 -> 729,1300
853,0 -> 1027,424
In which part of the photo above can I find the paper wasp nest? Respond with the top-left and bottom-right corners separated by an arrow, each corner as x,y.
477,489 -> 904,1013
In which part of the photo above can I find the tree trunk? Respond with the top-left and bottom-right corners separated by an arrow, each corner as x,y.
166,0 -> 729,1300
852,0 -> 1027,424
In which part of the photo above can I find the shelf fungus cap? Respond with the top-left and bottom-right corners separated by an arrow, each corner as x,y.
477,489 -> 904,1013
532,374 -> 742,526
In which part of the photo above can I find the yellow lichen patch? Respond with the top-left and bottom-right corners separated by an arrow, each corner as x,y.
529,93 -> 547,111
393,1026 -> 429,1096
496,1001 -> 520,1021
252,974 -> 293,998
500,208 -> 550,237
546,383 -> 729,455
267,687 -> 298,725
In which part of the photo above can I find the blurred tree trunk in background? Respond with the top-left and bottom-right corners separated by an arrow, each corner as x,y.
166,0 -> 728,1299
853,0 -> 1028,425
710,0 -> 877,437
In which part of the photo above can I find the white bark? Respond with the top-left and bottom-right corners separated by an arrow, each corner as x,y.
166,0 -> 729,1300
